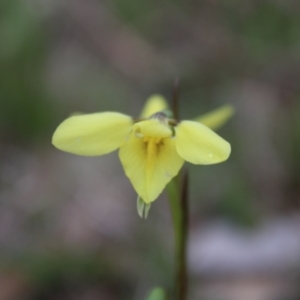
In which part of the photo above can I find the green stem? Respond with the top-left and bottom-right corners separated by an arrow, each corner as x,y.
172,78 -> 180,121
166,171 -> 189,300
167,78 -> 188,300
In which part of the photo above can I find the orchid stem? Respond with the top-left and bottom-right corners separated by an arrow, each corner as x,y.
167,79 -> 188,300
166,171 -> 189,300
172,78 -> 180,121
178,171 -> 189,300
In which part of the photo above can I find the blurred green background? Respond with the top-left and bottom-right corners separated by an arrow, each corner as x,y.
1,0 -> 300,299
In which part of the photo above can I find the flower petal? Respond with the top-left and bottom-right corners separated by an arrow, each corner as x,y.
175,121 -> 231,164
52,112 -> 133,156
140,94 -> 169,118
133,119 -> 172,138
119,135 -> 184,203
194,104 -> 234,130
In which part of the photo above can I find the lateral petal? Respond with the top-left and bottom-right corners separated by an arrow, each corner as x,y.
119,135 -> 184,203
175,121 -> 231,165
140,94 -> 169,118
194,104 -> 234,130
52,112 -> 133,156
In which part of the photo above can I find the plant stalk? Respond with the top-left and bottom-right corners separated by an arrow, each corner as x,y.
166,171 -> 189,300
167,78 -> 189,300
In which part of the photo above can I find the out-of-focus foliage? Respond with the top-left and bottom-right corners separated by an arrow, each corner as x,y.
146,287 -> 166,300
0,0 -> 55,142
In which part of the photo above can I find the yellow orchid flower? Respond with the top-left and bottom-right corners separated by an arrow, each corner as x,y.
52,95 -> 232,204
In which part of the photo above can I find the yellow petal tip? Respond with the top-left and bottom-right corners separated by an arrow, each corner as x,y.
195,104 -> 235,130
140,94 -> 168,118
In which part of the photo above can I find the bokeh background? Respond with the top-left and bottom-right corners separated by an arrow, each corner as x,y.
1,0 -> 300,299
